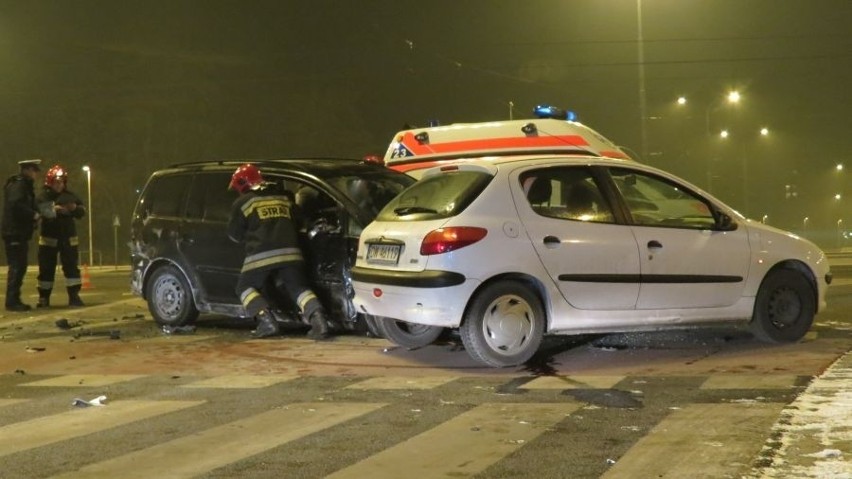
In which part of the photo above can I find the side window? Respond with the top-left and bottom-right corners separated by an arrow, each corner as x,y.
185,172 -> 238,222
520,167 -> 615,223
610,168 -> 715,229
146,174 -> 191,218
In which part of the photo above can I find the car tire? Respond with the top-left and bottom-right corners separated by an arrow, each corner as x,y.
750,269 -> 815,343
146,265 -> 199,327
375,316 -> 443,348
460,280 -> 545,368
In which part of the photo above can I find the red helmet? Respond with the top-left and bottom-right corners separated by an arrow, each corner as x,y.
45,164 -> 68,187
229,163 -> 264,193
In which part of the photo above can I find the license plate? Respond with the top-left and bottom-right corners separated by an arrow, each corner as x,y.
367,243 -> 401,265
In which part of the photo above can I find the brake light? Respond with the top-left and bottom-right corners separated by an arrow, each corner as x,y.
420,227 -> 487,255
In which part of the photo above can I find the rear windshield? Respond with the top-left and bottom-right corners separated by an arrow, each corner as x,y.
375,170 -> 493,221
326,172 -> 414,220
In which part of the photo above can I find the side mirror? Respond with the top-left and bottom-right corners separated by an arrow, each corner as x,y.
715,212 -> 738,231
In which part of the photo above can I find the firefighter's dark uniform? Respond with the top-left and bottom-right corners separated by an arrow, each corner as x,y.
227,183 -> 328,338
36,187 -> 86,307
2,166 -> 39,311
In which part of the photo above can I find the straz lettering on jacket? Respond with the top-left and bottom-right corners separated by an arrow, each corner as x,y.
242,197 -> 291,220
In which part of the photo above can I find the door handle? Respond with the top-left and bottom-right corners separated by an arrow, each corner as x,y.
543,235 -> 560,246
647,240 -> 662,249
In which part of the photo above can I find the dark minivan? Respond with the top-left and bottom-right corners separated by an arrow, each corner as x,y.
130,158 -> 414,331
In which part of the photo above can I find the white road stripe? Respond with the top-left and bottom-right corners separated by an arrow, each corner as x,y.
0,399 -> 26,409
50,402 -> 385,479
345,376 -> 457,390
700,374 -> 799,389
0,400 -> 203,457
521,375 -> 624,389
20,374 -> 146,388
181,374 -> 299,389
326,402 -> 580,479
602,403 -> 784,478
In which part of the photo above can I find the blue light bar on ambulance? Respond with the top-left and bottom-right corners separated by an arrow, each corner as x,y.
534,104 -> 577,122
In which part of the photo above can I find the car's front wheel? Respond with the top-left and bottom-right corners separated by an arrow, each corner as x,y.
375,316 -> 443,348
460,280 -> 545,367
146,265 -> 199,327
750,269 -> 815,343
361,314 -> 385,338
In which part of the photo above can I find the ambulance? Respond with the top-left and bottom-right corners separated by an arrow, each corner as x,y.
383,105 -> 632,178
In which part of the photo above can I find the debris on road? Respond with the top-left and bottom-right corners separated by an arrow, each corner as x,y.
73,330 -> 121,340
72,395 -> 108,408
25,346 -> 46,353
161,325 -> 196,335
55,318 -> 83,330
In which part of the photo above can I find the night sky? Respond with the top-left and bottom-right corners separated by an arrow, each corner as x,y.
2,0 -> 851,256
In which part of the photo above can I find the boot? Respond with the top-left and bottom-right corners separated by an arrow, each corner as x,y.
37,288 -> 51,308
5,303 -> 32,312
68,287 -> 85,307
252,310 -> 280,338
307,310 -> 331,341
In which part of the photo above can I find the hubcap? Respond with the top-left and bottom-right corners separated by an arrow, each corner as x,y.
154,276 -> 184,319
767,287 -> 801,329
481,294 -> 535,356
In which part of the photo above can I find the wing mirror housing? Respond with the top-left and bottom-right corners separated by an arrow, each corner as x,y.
715,212 -> 738,231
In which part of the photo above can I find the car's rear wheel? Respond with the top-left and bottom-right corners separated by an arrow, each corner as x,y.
375,316 -> 443,348
750,269 -> 815,343
460,280 -> 544,368
146,265 -> 199,327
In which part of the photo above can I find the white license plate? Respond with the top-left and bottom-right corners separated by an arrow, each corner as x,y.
367,244 -> 401,265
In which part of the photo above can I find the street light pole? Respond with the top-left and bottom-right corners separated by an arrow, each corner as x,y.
636,0 -> 648,160
82,166 -> 93,266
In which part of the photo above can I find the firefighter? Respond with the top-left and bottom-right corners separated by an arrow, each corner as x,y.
226,163 -> 331,339
2,159 -> 42,311
35,165 -> 86,307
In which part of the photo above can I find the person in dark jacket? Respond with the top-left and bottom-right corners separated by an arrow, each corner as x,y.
226,163 -> 331,339
2,159 -> 42,311
35,164 -> 87,307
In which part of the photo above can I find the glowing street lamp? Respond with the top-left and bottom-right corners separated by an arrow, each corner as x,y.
705,90 -> 741,135
82,166 -> 93,266
760,127 -> 769,136
720,129 -> 729,139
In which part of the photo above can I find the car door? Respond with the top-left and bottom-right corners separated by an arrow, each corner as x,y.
513,166 -> 641,310
180,172 -> 243,303
608,167 -> 750,309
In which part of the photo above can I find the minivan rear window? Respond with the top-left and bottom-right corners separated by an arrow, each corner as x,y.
375,170 -> 492,221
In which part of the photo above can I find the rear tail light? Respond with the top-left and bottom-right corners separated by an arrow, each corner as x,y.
420,227 -> 487,255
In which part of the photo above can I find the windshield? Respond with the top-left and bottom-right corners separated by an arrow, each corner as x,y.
328,172 -> 414,220
376,170 -> 493,221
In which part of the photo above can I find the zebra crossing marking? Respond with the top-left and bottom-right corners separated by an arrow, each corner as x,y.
700,374 -> 799,390
136,334 -> 215,344
326,402 -> 580,479
20,374 -> 146,388
0,399 -> 26,408
345,376 -> 457,390
181,374 -> 299,389
0,400 -> 204,457
50,402 -> 386,479
601,402 -> 784,478
520,375 -> 624,390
